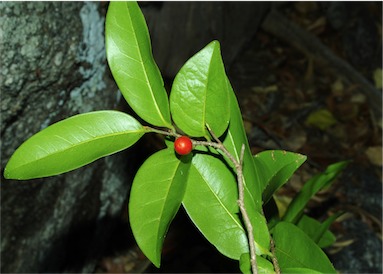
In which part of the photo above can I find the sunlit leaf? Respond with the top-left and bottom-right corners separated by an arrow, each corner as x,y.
240,253 -> 275,274
239,253 -> 252,274
4,111 -> 145,180
129,149 -> 191,267
170,40 -> 230,137
222,78 -> 271,254
282,268 -> 322,273
253,150 -> 306,204
182,152 -> 248,260
222,79 -> 262,209
106,2 -> 172,128
273,222 -> 336,273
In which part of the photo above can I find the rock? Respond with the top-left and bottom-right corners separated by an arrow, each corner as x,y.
1,2 -> 133,272
330,218 -> 382,273
140,2 -> 271,78
1,2 -> 272,272
330,164 -> 382,273
321,2 -> 381,70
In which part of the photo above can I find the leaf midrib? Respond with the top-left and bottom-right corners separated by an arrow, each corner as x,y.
195,162 -> 244,233
126,4 -> 168,127
10,128 -> 144,171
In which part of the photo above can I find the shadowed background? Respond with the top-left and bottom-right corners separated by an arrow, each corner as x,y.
1,2 -> 381,273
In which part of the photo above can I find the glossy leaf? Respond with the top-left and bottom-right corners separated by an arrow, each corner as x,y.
182,152 -> 248,260
129,148 -> 191,267
283,161 -> 348,223
170,40 -> 230,137
273,222 -> 336,273
4,111 -> 145,180
240,253 -> 275,274
282,268 -> 322,273
253,150 -> 306,204
222,79 -> 262,209
297,214 -> 340,248
106,2 -> 172,128
222,78 -> 270,254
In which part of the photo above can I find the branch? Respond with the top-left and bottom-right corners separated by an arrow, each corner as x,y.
145,125 -> 260,273
143,126 -> 180,137
206,129 -> 259,274
237,144 -> 259,274
270,237 -> 281,274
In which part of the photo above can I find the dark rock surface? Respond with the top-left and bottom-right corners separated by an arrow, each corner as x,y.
330,218 -> 382,273
141,2 -> 271,78
1,2 -> 133,272
330,164 -> 382,273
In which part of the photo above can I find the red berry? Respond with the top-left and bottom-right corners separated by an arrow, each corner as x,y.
174,136 -> 193,155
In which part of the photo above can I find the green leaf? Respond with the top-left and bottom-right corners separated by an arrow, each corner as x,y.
305,109 -> 338,130
105,2 -> 172,129
4,111 -> 145,180
297,214 -> 340,248
129,148 -> 191,267
222,78 -> 271,254
282,268 -> 322,273
283,161 -> 348,223
253,150 -> 306,204
222,79 -> 262,209
239,253 -> 252,274
273,222 -> 336,273
182,152 -> 248,260
257,256 -> 275,274
240,253 -> 275,274
170,40 -> 230,137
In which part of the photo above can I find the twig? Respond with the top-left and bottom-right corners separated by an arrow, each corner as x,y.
206,129 -> 259,274
145,125 -> 260,273
270,237 -> 281,274
143,126 -> 180,137
237,144 -> 259,274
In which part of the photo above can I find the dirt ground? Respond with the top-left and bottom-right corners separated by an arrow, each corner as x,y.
95,2 -> 382,273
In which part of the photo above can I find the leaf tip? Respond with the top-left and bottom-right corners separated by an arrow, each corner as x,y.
3,169 -> 11,180
3,162 -> 16,180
